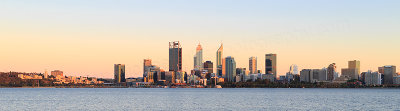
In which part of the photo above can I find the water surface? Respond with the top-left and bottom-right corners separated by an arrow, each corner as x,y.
0,88 -> 399,110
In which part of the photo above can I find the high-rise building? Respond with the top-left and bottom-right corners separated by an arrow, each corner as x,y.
169,41 -> 182,72
225,56 -> 236,82
341,68 -> 358,80
265,54 -> 277,78
51,70 -> 63,77
114,64 -> 126,83
203,61 -> 213,74
194,43 -> 203,70
300,69 -> 313,83
143,59 -> 152,77
348,60 -> 361,75
383,65 -> 396,84
249,57 -> 257,74
216,43 -> 223,76
364,70 -> 382,85
327,63 -> 337,81
313,68 -> 327,82
341,60 -> 360,80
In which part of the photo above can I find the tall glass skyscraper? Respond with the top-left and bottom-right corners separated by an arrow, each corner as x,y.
193,43 -> 203,70
225,56 -> 236,82
265,54 -> 277,78
216,43 -> 223,77
114,64 -> 126,83
249,56 -> 257,74
169,41 -> 182,72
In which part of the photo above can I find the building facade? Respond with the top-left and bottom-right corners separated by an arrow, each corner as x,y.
327,63 -> 337,81
216,43 -> 223,77
265,54 -> 277,78
225,56 -> 236,82
194,43 -> 203,70
383,65 -> 396,84
203,61 -> 213,74
249,56 -> 257,74
114,64 -> 126,83
169,41 -> 182,72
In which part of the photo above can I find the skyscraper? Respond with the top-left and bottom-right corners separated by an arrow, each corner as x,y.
265,54 -> 277,78
341,60 -> 360,80
249,56 -> 257,74
194,43 -> 203,70
216,43 -> 223,76
383,65 -> 396,84
114,64 -> 126,83
203,61 -> 213,74
348,60 -> 361,75
225,56 -> 236,82
169,41 -> 182,72
327,63 -> 337,81
143,59 -> 152,78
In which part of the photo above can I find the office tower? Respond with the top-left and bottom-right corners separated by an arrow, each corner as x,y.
265,54 -> 277,78
300,69 -> 313,83
51,70 -> 63,77
114,64 -> 126,83
364,70 -> 382,85
194,43 -> 203,70
216,43 -> 223,76
383,65 -> 396,84
249,57 -> 257,74
327,63 -> 337,81
169,41 -> 182,72
348,60 -> 361,75
143,59 -> 152,77
341,60 -> 360,80
312,68 -> 327,82
203,61 -> 213,74
341,68 -> 358,80
225,56 -> 236,82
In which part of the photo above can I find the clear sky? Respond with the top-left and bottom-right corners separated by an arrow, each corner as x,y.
1,0 -> 399,78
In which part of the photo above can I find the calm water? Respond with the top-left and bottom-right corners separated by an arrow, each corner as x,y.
0,88 -> 399,111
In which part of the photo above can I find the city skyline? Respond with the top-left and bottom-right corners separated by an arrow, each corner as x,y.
1,1 -> 400,78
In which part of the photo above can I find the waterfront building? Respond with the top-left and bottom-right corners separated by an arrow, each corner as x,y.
194,43 -> 203,70
363,71 -> 382,85
300,69 -> 313,83
203,61 -> 213,74
143,59 -> 152,77
327,63 -> 337,81
225,56 -> 236,82
169,41 -> 182,72
312,68 -> 328,82
265,54 -> 277,78
249,57 -> 257,74
394,76 -> 400,84
349,60 -> 361,75
216,43 -> 223,76
114,64 -> 126,83
51,70 -> 63,77
383,65 -> 396,84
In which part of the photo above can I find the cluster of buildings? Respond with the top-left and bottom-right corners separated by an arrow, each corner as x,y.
17,70 -> 103,85
113,41 -> 281,87
299,60 -> 400,85
112,41 -> 400,87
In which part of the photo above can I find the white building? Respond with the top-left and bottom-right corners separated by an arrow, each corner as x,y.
364,71 -> 381,85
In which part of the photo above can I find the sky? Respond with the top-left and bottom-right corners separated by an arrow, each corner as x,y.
1,0 -> 399,78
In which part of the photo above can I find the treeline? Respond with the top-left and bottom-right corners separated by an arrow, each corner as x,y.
219,79 -> 400,88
